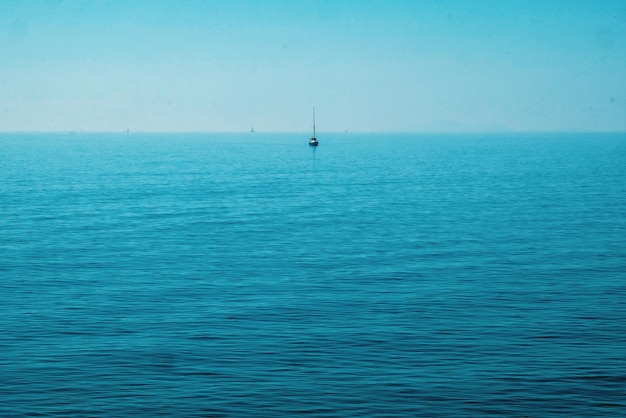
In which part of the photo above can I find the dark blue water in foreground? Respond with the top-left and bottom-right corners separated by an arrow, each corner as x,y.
1,132 -> 625,416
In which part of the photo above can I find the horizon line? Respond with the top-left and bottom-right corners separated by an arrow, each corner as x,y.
1,130 -> 625,135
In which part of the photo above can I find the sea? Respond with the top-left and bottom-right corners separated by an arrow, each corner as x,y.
1,132 -> 625,417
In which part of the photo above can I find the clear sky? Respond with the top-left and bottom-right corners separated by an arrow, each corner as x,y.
1,0 -> 625,132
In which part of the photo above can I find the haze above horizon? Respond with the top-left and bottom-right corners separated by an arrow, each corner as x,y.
1,0 -> 625,133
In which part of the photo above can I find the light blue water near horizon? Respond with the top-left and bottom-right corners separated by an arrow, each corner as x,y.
1,132 -> 625,416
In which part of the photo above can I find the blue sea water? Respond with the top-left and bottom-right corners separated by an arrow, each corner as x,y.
1,132 -> 625,416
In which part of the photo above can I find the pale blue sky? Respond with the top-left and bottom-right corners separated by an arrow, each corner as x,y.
1,0 -> 625,132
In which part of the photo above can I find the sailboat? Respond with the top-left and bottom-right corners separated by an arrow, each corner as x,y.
309,107 -> 318,146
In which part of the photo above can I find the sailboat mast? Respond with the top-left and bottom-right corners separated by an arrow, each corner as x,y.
308,107 -> 319,146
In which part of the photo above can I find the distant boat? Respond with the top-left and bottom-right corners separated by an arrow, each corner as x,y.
250,126 -> 255,133
309,107 -> 318,146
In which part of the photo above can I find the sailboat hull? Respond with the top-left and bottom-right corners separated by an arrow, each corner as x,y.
309,137 -> 318,146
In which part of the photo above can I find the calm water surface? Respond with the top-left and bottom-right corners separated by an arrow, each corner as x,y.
1,132 -> 625,416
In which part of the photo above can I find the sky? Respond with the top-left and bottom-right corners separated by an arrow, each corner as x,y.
1,0 -> 625,132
